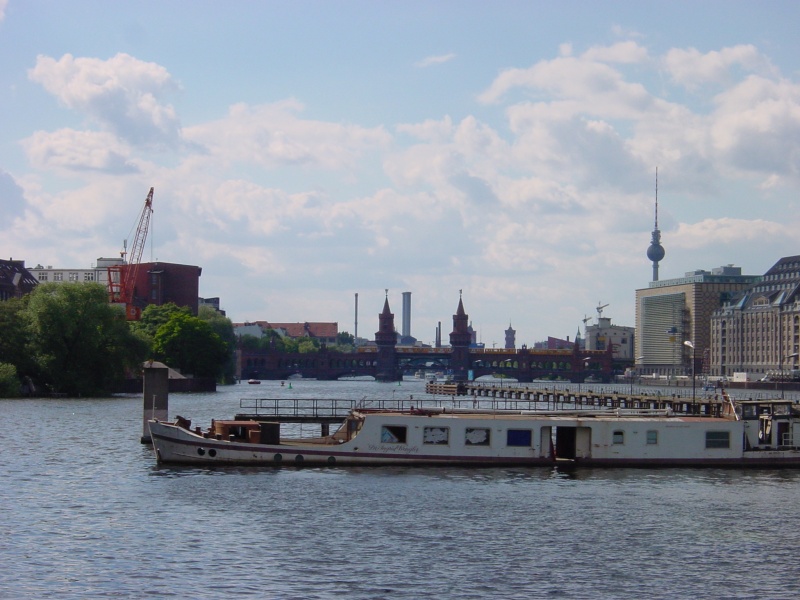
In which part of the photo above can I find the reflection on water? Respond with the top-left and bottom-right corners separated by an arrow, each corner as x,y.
3,380 -> 800,598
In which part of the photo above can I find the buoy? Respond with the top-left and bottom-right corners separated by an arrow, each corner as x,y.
288,382 -> 293,389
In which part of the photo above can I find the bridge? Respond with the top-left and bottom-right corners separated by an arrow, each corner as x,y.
237,296 -> 615,383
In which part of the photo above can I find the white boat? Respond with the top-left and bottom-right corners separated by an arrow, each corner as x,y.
149,398 -> 800,467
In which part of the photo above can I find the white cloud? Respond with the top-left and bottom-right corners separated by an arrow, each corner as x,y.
396,115 -> 454,142
611,24 -> 643,39
710,75 -> 800,180
581,41 -> 649,64
664,44 -> 776,90
22,129 -> 137,173
0,0 -> 7,22
183,100 -> 391,170
415,53 -> 456,68
674,218 -> 788,248
478,51 -> 653,115
28,53 -> 181,146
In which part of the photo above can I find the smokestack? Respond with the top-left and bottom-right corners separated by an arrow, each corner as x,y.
402,292 -> 411,338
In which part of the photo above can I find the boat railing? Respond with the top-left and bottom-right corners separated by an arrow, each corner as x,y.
239,398 -> 357,418
238,396 -> 483,418
237,397 -> 679,420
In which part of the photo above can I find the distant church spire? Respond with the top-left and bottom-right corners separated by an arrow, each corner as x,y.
646,167 -> 665,281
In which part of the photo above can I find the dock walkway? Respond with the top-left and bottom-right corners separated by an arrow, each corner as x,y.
426,382 -> 732,417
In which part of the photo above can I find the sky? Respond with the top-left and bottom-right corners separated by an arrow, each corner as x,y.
2,1 -> 800,347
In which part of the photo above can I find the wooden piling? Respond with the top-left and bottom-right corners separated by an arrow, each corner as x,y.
141,361 -> 169,444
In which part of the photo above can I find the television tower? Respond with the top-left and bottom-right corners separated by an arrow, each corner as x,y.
646,168 -> 665,281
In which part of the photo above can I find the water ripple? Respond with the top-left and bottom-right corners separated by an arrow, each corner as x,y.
4,385 -> 800,598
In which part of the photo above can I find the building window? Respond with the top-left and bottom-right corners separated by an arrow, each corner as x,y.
507,429 -> 532,447
38,273 -> 48,281
68,272 -> 79,282
53,272 -> 63,281
423,426 -> 449,445
465,428 -> 490,446
612,430 -> 625,444
380,425 -> 407,444
646,430 -> 658,445
705,431 -> 730,449
84,272 -> 95,281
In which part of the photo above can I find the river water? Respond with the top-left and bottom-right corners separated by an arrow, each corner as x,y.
3,378 -> 800,599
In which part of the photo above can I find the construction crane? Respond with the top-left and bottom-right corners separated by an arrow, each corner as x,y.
108,187 -> 154,320
596,302 -> 609,319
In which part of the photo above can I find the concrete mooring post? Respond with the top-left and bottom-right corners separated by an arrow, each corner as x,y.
141,361 -> 169,444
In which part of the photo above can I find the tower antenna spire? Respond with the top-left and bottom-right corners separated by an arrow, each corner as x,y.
655,166 -> 658,229
646,167 -> 665,281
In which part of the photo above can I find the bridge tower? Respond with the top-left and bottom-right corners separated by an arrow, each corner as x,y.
449,292 -> 472,381
375,292 -> 400,381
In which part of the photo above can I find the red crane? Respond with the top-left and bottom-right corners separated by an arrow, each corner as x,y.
108,187 -> 154,320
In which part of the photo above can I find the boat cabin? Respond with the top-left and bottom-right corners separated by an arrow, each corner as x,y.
738,400 -> 800,450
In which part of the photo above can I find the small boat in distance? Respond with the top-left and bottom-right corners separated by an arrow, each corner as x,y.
247,379 -> 261,385
148,396 -> 800,468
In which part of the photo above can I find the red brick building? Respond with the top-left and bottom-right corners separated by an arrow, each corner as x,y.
127,261 -> 202,315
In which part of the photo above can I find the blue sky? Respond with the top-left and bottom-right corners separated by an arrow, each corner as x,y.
2,1 -> 800,346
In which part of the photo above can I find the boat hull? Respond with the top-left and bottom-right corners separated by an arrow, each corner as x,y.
149,414 -> 800,468
148,420 -> 554,466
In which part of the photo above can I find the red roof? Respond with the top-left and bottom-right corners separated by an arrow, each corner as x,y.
238,321 -> 338,339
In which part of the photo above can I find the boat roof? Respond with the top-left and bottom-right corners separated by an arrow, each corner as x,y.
353,408 -> 734,423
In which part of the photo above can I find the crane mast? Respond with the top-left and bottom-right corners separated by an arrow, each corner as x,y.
108,187 -> 154,320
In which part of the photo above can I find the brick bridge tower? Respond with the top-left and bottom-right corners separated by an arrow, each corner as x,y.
375,291 -> 400,381
449,292 -> 472,381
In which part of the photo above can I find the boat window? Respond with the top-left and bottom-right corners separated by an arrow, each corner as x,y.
465,428 -> 490,446
612,430 -> 624,445
646,430 -> 658,445
773,404 -> 791,416
705,431 -> 731,449
507,429 -> 532,447
381,425 -> 407,444
423,427 -> 449,445
741,405 -> 757,420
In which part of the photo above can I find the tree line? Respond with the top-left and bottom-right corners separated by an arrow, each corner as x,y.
0,282 -> 234,397
0,282 -> 359,398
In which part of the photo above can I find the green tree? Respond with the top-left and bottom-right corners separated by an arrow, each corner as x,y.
0,295 -> 38,382
25,282 -> 149,396
0,363 -> 20,397
239,334 -> 261,350
133,302 -> 191,340
297,338 -> 319,353
198,305 -> 236,383
153,312 -> 228,379
280,337 -> 299,353
336,331 -> 355,346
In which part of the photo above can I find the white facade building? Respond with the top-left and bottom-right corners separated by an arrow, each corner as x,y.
585,317 -> 635,360
28,257 -> 123,289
